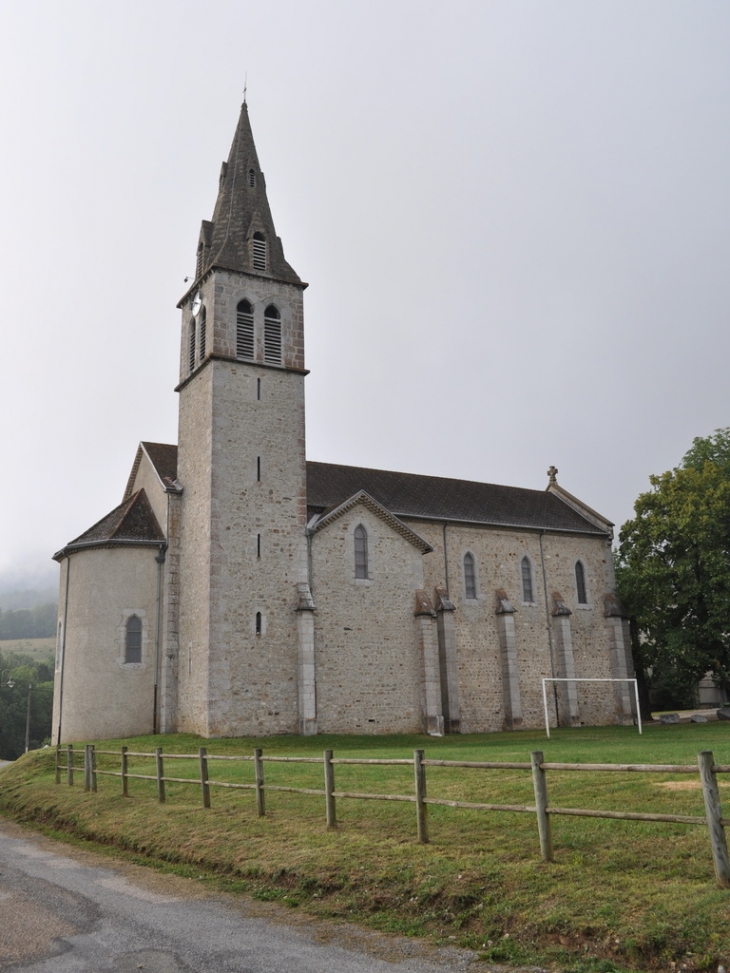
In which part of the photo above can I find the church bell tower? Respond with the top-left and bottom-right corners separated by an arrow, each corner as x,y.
175,101 -> 309,737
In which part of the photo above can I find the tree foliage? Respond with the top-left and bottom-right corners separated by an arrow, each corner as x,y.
0,649 -> 54,760
616,429 -> 730,706
0,602 -> 57,640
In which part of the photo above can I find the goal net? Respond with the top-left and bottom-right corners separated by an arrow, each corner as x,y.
541,677 -> 641,739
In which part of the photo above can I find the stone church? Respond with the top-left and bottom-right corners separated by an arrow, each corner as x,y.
52,103 -> 635,744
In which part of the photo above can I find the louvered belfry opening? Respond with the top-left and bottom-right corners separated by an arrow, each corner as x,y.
198,306 -> 207,360
188,319 -> 196,373
236,299 -> 254,359
264,304 -> 282,364
252,231 -> 267,271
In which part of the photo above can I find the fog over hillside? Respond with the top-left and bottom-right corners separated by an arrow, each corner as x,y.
0,565 -> 58,610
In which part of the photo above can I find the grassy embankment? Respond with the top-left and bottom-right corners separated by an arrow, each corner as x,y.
2,722 -> 730,973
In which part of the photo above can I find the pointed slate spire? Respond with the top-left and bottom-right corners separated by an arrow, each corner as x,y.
194,102 -> 300,284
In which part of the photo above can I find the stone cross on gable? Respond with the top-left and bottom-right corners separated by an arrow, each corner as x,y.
547,466 -> 558,485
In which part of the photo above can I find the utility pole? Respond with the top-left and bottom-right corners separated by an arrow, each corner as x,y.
25,684 -> 32,754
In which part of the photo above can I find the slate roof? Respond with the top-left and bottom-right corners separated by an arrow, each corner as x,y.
141,442 -> 179,490
114,445 -> 610,538
183,102 -> 301,299
54,489 -> 165,560
306,462 -> 610,536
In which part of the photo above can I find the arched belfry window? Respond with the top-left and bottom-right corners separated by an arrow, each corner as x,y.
125,615 -> 142,664
354,524 -> 368,579
521,556 -> 534,603
188,319 -> 196,373
198,306 -> 207,361
575,560 -> 588,605
248,168 -> 256,188
236,299 -> 254,360
264,305 -> 282,364
252,231 -> 267,271
463,553 -> 477,600
196,242 -> 204,279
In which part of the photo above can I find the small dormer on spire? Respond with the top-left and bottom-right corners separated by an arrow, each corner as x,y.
191,102 -> 300,289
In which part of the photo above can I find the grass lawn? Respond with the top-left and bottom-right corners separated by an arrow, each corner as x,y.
0,636 -> 55,661
2,722 -> 730,972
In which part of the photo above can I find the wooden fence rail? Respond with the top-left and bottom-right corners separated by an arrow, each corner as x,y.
55,744 -> 730,887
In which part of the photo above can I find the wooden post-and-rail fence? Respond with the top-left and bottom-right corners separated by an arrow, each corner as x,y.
55,744 -> 730,888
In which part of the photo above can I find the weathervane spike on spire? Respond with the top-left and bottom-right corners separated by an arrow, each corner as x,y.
243,74 -> 247,105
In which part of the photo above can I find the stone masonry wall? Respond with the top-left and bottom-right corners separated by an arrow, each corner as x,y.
203,359 -> 308,736
176,264 -> 308,738
407,520 -> 623,732
176,367 -> 213,735
53,547 -> 159,743
310,503 -> 425,734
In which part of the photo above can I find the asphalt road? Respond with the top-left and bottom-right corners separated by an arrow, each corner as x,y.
0,819 -> 481,972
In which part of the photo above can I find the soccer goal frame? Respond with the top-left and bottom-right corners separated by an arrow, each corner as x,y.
541,677 -> 641,738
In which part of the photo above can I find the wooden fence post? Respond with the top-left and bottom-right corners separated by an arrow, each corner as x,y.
55,745 -> 61,785
67,744 -> 74,786
254,748 -> 265,817
324,749 -> 336,829
698,750 -> 730,888
84,745 -> 91,792
90,745 -> 97,793
155,746 -> 166,804
121,746 -> 128,796
531,750 -> 553,861
199,747 -> 211,809
414,749 -> 429,844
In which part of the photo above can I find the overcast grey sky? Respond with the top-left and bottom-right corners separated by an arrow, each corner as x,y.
1,0 -> 729,588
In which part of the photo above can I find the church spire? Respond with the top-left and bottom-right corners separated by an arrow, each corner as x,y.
193,102 -> 300,286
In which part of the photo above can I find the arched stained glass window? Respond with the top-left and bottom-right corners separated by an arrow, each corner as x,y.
354,524 -> 368,579
521,556 -> 534,602
464,553 -> 477,600
125,615 -> 142,664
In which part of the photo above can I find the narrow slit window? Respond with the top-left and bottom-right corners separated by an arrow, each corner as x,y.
464,553 -> 477,600
521,556 -> 534,602
354,525 -> 368,579
264,305 -> 282,364
575,561 -> 588,604
255,611 -> 262,635
236,299 -> 254,360
188,320 -> 196,373
257,456 -> 261,481
55,621 -> 63,671
257,378 -> 261,400
198,306 -> 206,361
196,242 -> 204,279
257,533 -> 261,558
125,615 -> 142,664
252,232 -> 267,271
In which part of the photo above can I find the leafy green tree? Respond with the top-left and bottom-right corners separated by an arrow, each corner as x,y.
0,650 -> 54,760
616,428 -> 730,708
0,602 -> 57,640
